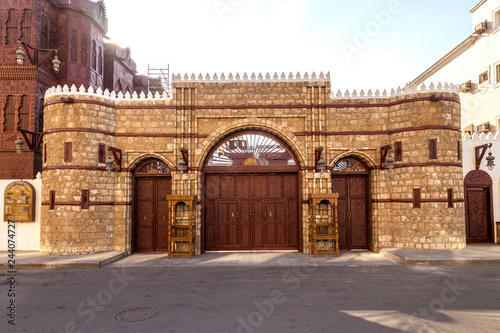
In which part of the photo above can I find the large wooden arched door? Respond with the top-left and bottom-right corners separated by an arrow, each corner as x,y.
464,170 -> 493,243
133,159 -> 172,252
331,157 -> 370,250
203,132 -> 300,251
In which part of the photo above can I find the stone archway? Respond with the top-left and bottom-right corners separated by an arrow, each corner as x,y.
202,131 -> 301,251
464,170 -> 494,243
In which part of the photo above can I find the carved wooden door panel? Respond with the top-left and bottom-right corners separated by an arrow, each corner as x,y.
134,177 -> 171,252
135,178 -> 154,252
205,173 -> 298,250
466,187 -> 491,243
155,177 -> 171,251
332,174 -> 369,249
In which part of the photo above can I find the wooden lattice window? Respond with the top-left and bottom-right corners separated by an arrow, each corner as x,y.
18,96 -> 29,130
41,15 -> 48,48
21,9 -> 31,41
97,46 -> 103,74
332,157 -> 368,173
49,23 -> 57,49
4,95 -> 15,132
80,33 -> 88,65
134,159 -> 171,175
64,142 -> 72,162
6,9 -> 18,45
70,30 -> 77,62
91,40 -> 96,70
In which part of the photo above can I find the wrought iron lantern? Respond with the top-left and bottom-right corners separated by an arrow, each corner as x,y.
15,137 -> 24,154
16,46 -> 25,65
385,152 -> 395,170
52,52 -> 60,73
486,148 -> 495,171
177,156 -> 186,173
317,156 -> 326,172
105,156 -> 115,171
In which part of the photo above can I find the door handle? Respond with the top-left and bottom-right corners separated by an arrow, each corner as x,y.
163,216 -> 166,221
144,216 -> 147,220
269,212 -> 272,217
232,212 -> 235,217
250,210 -> 254,216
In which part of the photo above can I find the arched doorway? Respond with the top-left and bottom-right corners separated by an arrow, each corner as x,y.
133,158 -> 172,252
464,170 -> 494,243
202,132 -> 300,251
331,157 -> 370,250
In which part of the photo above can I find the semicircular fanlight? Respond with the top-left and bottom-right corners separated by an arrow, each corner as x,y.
332,158 -> 367,172
207,133 -> 295,167
135,159 -> 171,175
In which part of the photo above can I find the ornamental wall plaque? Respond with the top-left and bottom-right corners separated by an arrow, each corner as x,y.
4,181 -> 36,222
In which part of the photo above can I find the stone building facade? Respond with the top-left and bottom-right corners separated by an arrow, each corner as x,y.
41,74 -> 465,254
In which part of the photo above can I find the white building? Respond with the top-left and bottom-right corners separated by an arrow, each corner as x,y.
412,0 -> 500,244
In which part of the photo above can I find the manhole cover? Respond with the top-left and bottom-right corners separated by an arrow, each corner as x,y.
115,308 -> 159,322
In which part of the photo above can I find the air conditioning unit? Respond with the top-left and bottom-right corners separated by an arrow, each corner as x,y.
477,121 -> 490,133
463,123 -> 475,134
460,81 -> 472,93
474,20 -> 487,34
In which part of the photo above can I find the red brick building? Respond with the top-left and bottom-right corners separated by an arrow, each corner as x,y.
0,0 -> 138,179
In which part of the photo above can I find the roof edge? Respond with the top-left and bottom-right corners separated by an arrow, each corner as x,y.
470,0 -> 487,13
410,35 -> 477,86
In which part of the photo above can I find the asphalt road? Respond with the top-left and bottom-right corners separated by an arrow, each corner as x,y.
1,263 -> 500,333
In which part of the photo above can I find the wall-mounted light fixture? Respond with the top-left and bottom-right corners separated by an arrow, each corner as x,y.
106,146 -> 122,172
475,143 -> 495,171
315,147 -> 326,172
380,144 -> 394,170
178,147 -> 189,173
15,127 -> 43,154
317,156 -> 326,172
16,40 -> 60,73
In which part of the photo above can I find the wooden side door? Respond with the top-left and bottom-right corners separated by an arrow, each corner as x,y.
466,187 -> 492,243
135,178 -> 155,252
134,177 -> 171,252
332,174 -> 369,250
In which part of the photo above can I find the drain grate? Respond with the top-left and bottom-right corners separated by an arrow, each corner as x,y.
115,308 -> 159,322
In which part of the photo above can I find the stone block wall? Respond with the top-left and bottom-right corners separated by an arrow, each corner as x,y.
41,75 -> 465,254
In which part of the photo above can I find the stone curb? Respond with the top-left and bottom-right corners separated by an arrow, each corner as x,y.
380,248 -> 500,266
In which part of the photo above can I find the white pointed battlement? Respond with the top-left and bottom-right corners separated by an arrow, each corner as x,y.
44,84 -> 173,101
463,131 -> 499,141
171,71 -> 331,83
332,82 -> 460,99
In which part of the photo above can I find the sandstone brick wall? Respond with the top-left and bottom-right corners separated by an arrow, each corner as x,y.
41,76 -> 465,254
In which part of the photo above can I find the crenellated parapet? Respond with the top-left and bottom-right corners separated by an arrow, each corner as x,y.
332,82 -> 460,99
171,71 -> 330,83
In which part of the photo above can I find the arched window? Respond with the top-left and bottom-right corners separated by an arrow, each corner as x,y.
134,158 -> 171,175
70,30 -> 77,62
21,9 -> 31,41
332,157 -> 368,173
19,95 -> 29,130
206,132 -> 296,168
80,34 -> 88,65
4,96 -> 15,132
97,46 -> 103,74
91,40 -> 96,70
49,23 -> 57,49
6,9 -> 19,45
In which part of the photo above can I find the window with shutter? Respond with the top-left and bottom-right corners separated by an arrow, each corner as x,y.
429,139 -> 437,159
395,141 -> 402,161
413,188 -> 421,208
64,142 -> 72,162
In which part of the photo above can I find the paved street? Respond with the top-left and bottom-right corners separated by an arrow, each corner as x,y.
2,254 -> 500,333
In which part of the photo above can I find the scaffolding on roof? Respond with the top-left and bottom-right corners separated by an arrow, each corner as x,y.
148,64 -> 171,97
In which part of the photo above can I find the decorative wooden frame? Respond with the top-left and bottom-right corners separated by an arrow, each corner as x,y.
309,193 -> 339,257
167,195 -> 197,259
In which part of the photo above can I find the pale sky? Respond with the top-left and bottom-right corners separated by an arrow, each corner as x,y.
103,0 -> 477,92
